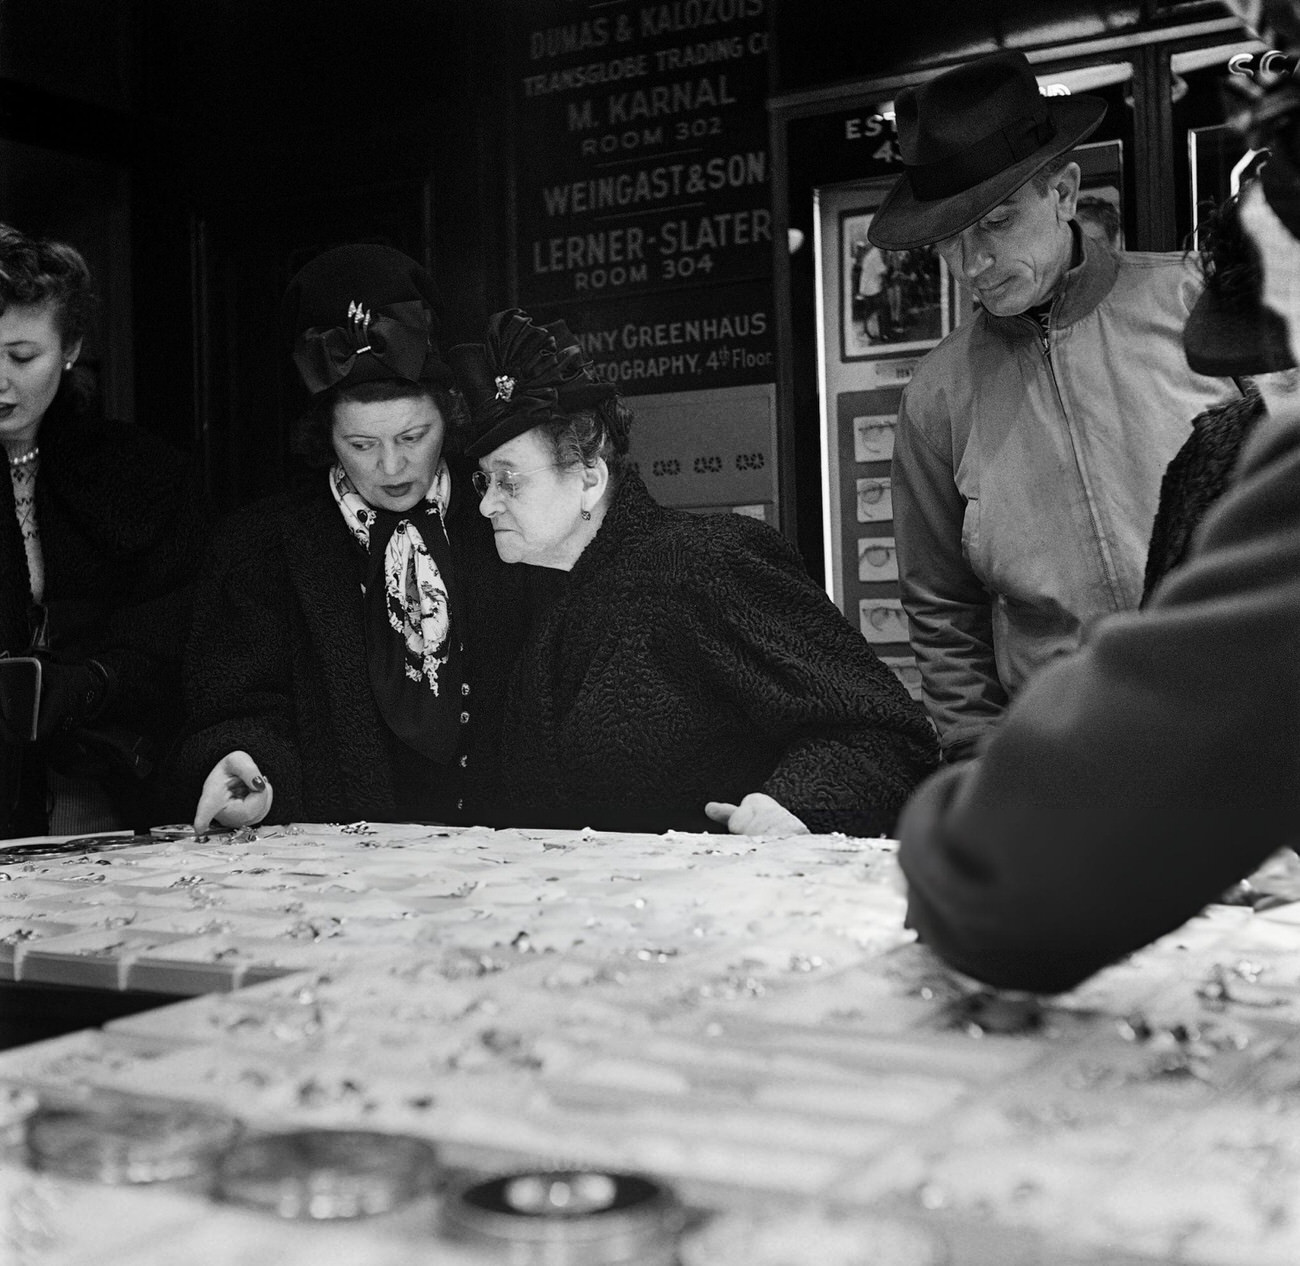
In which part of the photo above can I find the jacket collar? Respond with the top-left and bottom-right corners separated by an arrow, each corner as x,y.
569,469 -> 660,583
983,220 -> 1119,341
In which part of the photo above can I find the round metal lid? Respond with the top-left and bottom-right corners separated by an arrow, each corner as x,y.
444,1167 -> 683,1261
27,1100 -> 242,1185
214,1128 -> 440,1220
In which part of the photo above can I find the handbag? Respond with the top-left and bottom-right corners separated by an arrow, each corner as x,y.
0,657 -> 42,745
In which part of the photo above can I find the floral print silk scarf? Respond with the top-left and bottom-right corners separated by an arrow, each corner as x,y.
329,461 -> 463,763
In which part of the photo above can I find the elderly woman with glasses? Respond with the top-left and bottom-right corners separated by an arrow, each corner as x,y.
169,247 -> 527,832
447,309 -> 938,837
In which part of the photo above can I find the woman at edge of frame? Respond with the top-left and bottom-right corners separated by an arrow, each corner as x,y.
0,223 -> 210,837
448,308 -> 939,837
166,246 -> 528,832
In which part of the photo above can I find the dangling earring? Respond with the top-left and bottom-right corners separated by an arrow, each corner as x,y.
580,508 -> 592,521
63,361 -> 74,371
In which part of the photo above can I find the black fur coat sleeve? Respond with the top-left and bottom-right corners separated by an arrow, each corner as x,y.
0,396 -> 211,803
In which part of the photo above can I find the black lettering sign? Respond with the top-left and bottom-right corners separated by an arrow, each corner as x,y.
561,280 -> 773,394
513,0 -> 774,390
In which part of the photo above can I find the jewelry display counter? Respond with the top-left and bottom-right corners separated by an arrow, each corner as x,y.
1,822 -> 1299,1265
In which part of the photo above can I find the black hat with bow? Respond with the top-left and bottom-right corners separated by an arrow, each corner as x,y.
448,309 -> 619,460
1183,184 -> 1297,377
281,243 -> 455,396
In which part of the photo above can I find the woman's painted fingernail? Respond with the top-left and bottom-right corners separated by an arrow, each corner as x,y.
250,775 -> 266,791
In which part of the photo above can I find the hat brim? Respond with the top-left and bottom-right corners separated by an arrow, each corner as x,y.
463,414 -> 554,461
868,95 -> 1107,250
1183,286 -> 1297,377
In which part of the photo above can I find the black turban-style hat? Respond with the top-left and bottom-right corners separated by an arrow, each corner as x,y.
448,308 -> 620,460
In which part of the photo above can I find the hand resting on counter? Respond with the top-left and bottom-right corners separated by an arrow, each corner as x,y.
705,792 -> 809,836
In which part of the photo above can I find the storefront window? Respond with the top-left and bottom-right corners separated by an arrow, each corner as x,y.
1172,42 -> 1265,241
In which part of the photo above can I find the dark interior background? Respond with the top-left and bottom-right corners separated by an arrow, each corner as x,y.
0,0 -> 511,510
0,0 -> 1250,548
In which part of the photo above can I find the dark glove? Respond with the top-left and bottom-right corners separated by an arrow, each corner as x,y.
35,657 -> 111,745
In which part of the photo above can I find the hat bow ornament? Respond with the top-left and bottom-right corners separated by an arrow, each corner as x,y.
348,300 -> 373,353
294,298 -> 434,395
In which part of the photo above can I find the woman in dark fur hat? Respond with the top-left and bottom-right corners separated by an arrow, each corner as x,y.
0,223 -> 210,836
1143,182 -> 1299,601
172,245 -> 527,831
448,309 -> 938,836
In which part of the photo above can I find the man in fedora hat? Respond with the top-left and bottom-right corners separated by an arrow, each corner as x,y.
894,0 -> 1300,993
871,50 -> 1233,763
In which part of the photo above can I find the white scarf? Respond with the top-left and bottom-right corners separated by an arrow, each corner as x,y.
329,460 -> 453,693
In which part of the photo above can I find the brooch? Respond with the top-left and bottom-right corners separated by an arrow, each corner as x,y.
494,375 -> 515,402
347,300 -> 373,354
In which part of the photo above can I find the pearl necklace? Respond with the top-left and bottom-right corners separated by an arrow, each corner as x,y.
7,447 -> 38,469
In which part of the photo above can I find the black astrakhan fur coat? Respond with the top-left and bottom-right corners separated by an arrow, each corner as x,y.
1143,386 -> 1267,604
497,472 -> 939,836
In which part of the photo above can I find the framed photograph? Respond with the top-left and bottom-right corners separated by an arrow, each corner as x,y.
855,475 -> 892,523
841,209 -> 950,361
857,535 -> 898,583
852,413 -> 896,463
858,597 -> 909,644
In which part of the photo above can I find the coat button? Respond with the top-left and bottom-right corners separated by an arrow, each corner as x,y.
461,682 -> 470,696
460,711 -> 470,724
459,755 -> 468,768
457,798 -> 464,811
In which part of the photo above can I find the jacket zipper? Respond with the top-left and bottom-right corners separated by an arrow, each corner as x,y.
1020,295 -> 1126,608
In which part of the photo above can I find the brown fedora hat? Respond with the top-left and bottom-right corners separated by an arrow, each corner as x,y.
869,51 -> 1107,250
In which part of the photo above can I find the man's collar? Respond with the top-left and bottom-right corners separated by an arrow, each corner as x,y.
985,221 -> 1119,339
